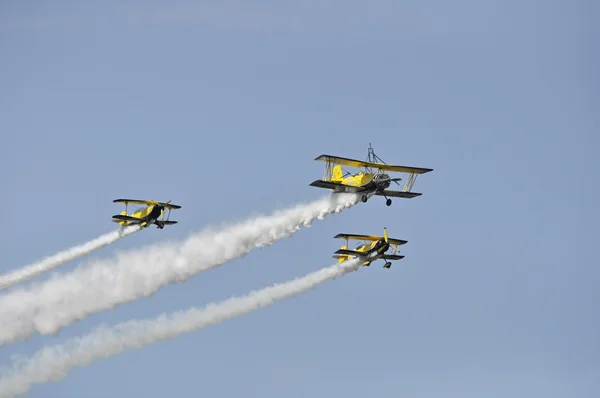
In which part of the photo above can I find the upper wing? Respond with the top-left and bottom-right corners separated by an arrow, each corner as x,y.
314,154 -> 433,174
309,180 -> 367,193
386,238 -> 408,246
334,233 -> 381,242
373,189 -> 422,199
333,233 -> 407,246
113,199 -> 154,205
157,202 -> 182,210
113,199 -> 182,209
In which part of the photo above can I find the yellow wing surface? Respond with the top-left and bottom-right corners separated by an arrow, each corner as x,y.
314,154 -> 433,174
333,233 -> 407,246
112,198 -> 182,210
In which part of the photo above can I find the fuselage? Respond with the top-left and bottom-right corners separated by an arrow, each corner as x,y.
363,239 -> 389,258
335,171 -> 391,193
144,205 -> 164,226
125,204 -> 164,227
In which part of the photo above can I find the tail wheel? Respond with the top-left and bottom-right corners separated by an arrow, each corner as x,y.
386,199 -> 392,206
361,195 -> 368,203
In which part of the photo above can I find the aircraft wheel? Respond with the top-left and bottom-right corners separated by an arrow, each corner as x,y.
384,262 -> 391,268
386,199 -> 392,206
361,195 -> 368,203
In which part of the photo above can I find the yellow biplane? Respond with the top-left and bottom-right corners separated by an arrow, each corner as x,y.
332,227 -> 406,269
111,199 -> 182,229
310,144 -> 433,206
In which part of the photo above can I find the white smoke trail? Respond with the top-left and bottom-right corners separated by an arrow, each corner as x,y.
0,193 -> 363,346
0,225 -> 142,291
0,258 -> 361,398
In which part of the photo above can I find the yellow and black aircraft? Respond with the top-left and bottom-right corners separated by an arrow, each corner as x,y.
310,144 -> 433,206
111,199 -> 181,229
332,227 -> 406,269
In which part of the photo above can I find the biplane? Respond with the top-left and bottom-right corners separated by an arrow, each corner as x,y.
111,199 -> 181,229
310,144 -> 433,206
332,227 -> 406,269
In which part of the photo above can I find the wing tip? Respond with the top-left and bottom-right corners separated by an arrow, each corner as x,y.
309,180 -> 327,187
389,240 -> 408,245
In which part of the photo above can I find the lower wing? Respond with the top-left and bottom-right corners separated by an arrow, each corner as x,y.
111,215 -> 143,224
382,254 -> 405,260
309,180 -> 367,193
373,189 -> 422,198
334,248 -> 366,257
155,220 -> 178,227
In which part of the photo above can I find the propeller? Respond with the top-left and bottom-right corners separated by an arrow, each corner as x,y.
156,200 -> 171,208
390,177 -> 402,186
383,227 -> 389,243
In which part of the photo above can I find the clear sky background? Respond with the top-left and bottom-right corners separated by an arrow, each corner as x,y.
1,1 -> 598,397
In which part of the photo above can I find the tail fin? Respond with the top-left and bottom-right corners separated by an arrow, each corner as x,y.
331,165 -> 343,181
384,227 -> 388,243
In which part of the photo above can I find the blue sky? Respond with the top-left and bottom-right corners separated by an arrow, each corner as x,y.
1,0 -> 598,397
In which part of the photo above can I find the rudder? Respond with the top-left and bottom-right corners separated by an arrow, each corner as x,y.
331,165 -> 343,181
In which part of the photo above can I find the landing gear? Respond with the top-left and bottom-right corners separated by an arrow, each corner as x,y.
361,194 -> 368,203
384,262 -> 392,269
378,191 -> 392,206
